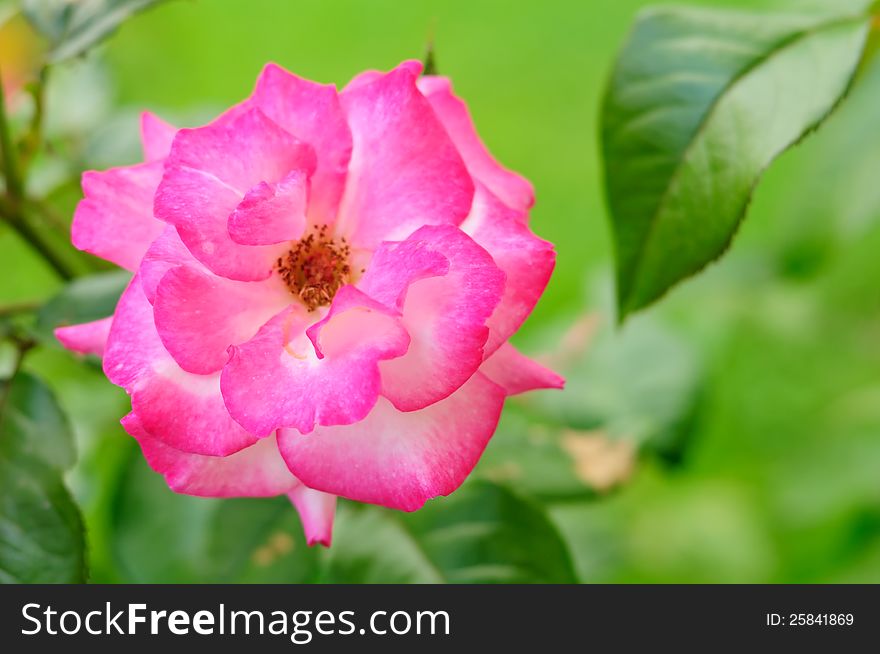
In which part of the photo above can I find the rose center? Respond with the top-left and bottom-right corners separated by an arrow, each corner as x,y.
277,225 -> 351,311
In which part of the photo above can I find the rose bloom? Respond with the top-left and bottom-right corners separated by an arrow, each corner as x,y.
56,60 -> 561,546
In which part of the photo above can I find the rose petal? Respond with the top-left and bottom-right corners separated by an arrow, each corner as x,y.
221,287 -> 409,435
153,264 -> 290,375
124,413 -> 297,497
418,76 -> 534,211
479,342 -> 564,396
461,184 -> 555,355
163,106 -> 316,194
343,59 -> 424,92
139,225 -> 201,304
337,61 -> 474,248
104,276 -> 259,454
72,162 -> 165,271
227,169 -> 309,246
358,224 -> 505,411
277,372 -> 505,511
155,165 -> 284,281
288,486 -> 337,547
54,317 -> 113,358
140,111 -> 177,162
253,63 -> 352,224
155,108 -> 315,281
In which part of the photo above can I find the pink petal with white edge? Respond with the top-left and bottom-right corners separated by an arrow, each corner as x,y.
154,164 -> 285,282
104,276 -> 259,454
124,413 -> 297,497
337,61 -> 474,248
155,108 -> 315,281
163,107 -> 316,194
153,264 -> 290,375
462,184 -> 555,356
139,225 -> 202,304
227,169 -> 309,246
358,224 -> 505,412
343,60 -> 424,92
288,486 -> 337,547
479,342 -> 564,396
72,162 -> 165,271
418,76 -> 534,212
222,287 -> 410,435
253,63 -> 352,224
54,317 -> 113,358
140,111 -> 177,162
277,372 -> 506,511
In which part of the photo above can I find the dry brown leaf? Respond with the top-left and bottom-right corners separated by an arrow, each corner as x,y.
561,429 -> 635,492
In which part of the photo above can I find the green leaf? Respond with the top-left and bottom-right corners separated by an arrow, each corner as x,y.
0,372 -> 87,583
34,270 -> 128,345
111,450 -> 320,583
0,457 -> 88,583
324,481 -> 577,583
0,371 -> 75,470
22,0 -> 164,63
602,6 -> 873,318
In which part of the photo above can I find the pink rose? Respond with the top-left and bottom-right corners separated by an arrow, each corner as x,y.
56,60 -> 562,546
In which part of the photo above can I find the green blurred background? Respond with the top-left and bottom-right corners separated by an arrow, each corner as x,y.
4,0 -> 880,583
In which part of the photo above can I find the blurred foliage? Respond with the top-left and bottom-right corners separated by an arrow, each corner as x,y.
34,269 -> 128,343
110,444 -> 323,583
21,0 -> 164,63
0,372 -> 86,582
324,482 -> 577,583
0,0 -> 879,583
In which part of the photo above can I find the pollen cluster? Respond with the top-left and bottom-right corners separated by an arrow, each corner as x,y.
277,225 -> 351,311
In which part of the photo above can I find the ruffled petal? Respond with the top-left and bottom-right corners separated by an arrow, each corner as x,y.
139,225 -> 202,304
461,184 -> 555,355
253,63 -> 352,224
288,486 -> 337,547
104,276 -> 259,454
277,372 -> 505,511
337,61 -> 474,248
72,162 -> 165,271
124,413 -> 297,497
479,342 -> 564,396
343,60 -> 423,92
221,287 -> 409,435
227,169 -> 309,246
155,108 -> 314,281
54,317 -> 113,358
140,111 -> 177,162
153,265 -> 290,375
358,224 -> 505,411
162,106 -> 316,194
418,76 -> 534,211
